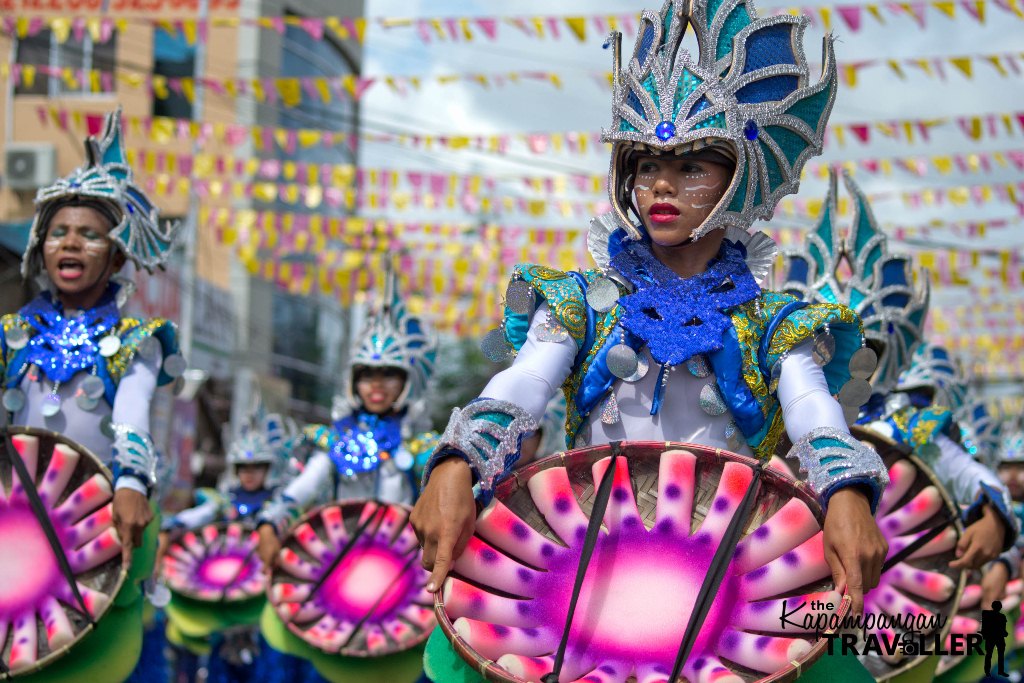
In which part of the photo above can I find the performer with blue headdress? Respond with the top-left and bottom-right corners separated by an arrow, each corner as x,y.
780,170 -> 1018,566
413,0 -> 892,679
1,108 -> 183,682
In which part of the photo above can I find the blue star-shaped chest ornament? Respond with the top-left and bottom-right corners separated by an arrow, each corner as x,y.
19,290 -> 121,383
611,240 -> 760,366
327,411 -> 403,477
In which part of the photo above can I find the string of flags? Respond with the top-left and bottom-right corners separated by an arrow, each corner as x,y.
5,0 -> 1024,48
33,106 -> 1024,159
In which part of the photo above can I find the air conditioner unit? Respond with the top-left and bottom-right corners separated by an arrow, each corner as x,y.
5,143 -> 57,191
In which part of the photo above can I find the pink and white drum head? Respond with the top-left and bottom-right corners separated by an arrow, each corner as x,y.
162,523 -> 265,602
268,500 -> 436,657
0,427 -> 124,677
848,427 -> 965,681
436,441 -> 849,683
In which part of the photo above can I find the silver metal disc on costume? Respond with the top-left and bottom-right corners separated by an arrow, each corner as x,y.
98,335 -> 122,358
585,277 -> 620,313
848,347 -> 879,380
699,383 -> 728,416
5,326 -> 29,350
837,378 -> 872,408
138,336 -> 160,359
172,376 -> 186,396
393,449 -> 414,472
76,395 -> 100,411
504,280 -> 535,315
606,344 -> 639,380
480,328 -> 513,363
2,388 -> 25,413
725,421 -> 742,450
536,321 -> 570,344
812,332 -> 836,366
41,392 -> 62,418
842,405 -> 861,426
163,353 -> 187,378
147,581 -> 172,609
100,415 -> 115,439
81,375 -> 105,400
623,353 -> 649,383
574,423 -> 591,449
686,354 -> 710,378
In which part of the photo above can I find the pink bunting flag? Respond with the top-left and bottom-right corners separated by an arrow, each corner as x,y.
837,5 -> 863,30
850,124 -> 871,143
85,113 -> 105,136
444,18 -> 459,40
300,18 -> 324,40
72,18 -> 86,43
476,17 -> 498,40
415,19 -> 432,43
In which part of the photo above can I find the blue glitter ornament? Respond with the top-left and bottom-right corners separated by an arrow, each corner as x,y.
655,121 -> 676,141
327,411 -> 403,477
743,120 -> 759,141
20,290 -> 120,383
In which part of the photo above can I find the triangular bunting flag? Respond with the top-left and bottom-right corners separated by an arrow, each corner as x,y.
565,16 -> 587,41
961,0 -> 986,21
866,4 -> 887,22
933,0 -> 957,17
950,57 -> 973,78
837,5 -> 863,29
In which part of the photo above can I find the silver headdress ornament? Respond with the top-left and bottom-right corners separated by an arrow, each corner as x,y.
1001,416 -> 1024,465
896,342 -> 968,413
343,267 -> 437,413
599,0 -> 837,249
958,393 -> 1002,469
226,392 -> 297,467
22,108 -> 180,286
778,170 -> 929,396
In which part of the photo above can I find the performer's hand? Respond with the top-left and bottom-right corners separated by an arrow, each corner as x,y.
981,560 -> 1010,610
113,488 -> 152,567
951,505 -> 1005,570
257,525 -> 281,575
155,531 -> 170,578
822,487 -> 887,616
411,457 -> 476,593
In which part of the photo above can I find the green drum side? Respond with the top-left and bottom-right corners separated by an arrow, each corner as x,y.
260,603 -> 425,683
165,592 -> 265,641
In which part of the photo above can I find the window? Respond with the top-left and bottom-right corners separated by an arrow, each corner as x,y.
152,26 -> 196,119
14,29 -> 118,97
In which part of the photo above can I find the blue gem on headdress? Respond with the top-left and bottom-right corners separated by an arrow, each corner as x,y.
70,182 -> 80,188
743,120 -> 759,141
887,322 -> 895,334
655,121 -> 676,141
127,204 -> 134,214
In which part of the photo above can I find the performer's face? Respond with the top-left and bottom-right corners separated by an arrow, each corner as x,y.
999,462 -> 1024,501
42,205 -> 124,308
632,154 -> 733,247
236,463 -> 269,492
355,367 -> 406,415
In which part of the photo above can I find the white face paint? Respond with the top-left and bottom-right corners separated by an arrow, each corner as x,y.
630,154 -> 733,246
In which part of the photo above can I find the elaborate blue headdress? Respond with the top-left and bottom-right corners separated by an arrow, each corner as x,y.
597,0 -> 836,251
896,342 -> 967,413
778,170 -> 929,395
958,394 -> 1002,468
22,108 -> 180,283
343,269 -> 437,413
1001,418 -> 1024,465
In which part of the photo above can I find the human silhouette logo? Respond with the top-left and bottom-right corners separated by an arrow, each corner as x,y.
981,600 -> 1009,678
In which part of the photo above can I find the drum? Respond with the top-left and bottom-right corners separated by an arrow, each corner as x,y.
436,441 -> 849,683
848,426 -> 965,682
267,500 -> 436,658
0,426 -> 125,678
161,522 -> 264,602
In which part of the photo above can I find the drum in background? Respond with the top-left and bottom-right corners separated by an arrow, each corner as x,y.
436,441 -> 848,683
268,500 -> 436,658
162,523 -> 264,602
847,426 -> 965,682
0,427 -> 125,678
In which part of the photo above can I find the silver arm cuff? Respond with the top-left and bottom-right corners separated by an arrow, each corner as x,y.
423,398 -> 538,498
111,422 -> 158,490
787,426 -> 889,513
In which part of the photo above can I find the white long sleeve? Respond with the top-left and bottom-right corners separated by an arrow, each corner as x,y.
481,304 -> 576,423
111,341 -> 161,494
166,499 -> 219,530
776,342 -> 851,443
279,450 -> 335,509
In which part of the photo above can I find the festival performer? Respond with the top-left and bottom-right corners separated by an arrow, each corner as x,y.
0,108 -> 183,682
157,408 -> 296,683
254,272 -> 439,683
413,0 -> 891,679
